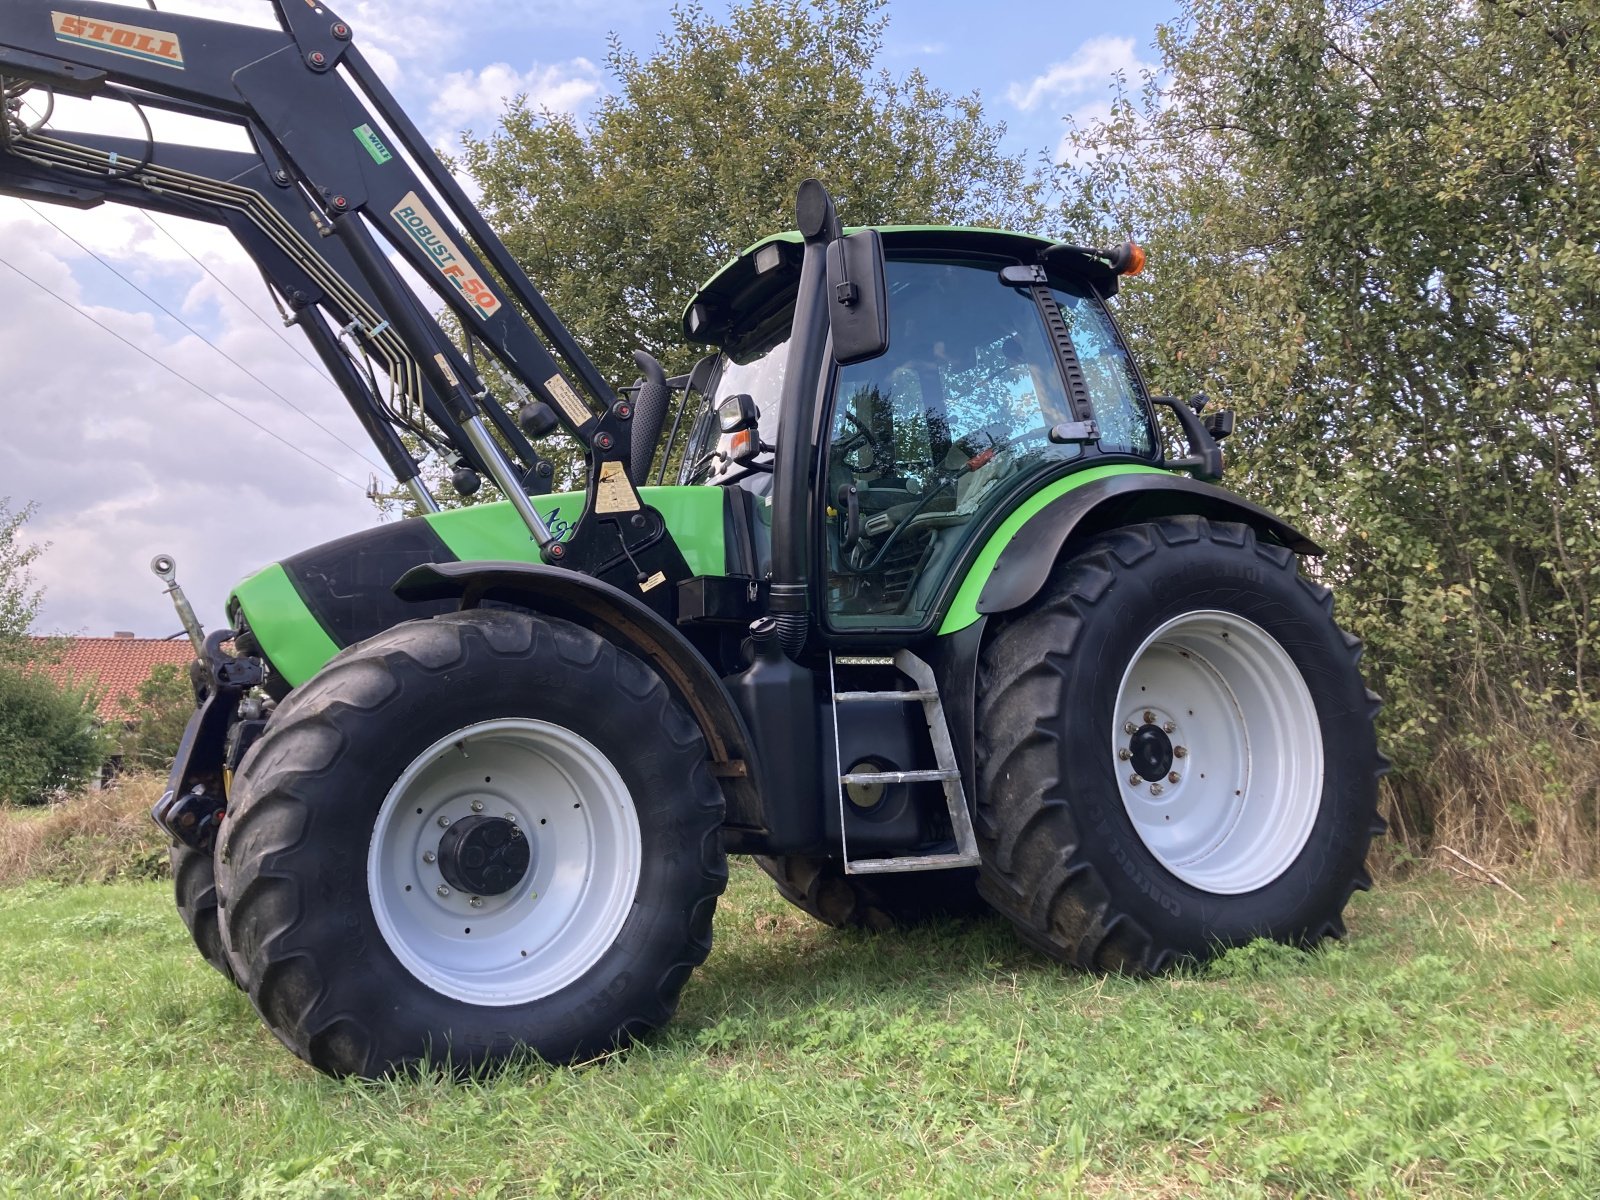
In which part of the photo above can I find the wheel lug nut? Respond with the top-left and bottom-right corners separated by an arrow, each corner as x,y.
469,896 -> 484,909
1124,722 -> 1137,735
1150,783 -> 1164,796
1168,772 -> 1180,783
1174,746 -> 1188,758
1118,748 -> 1131,761
437,815 -> 450,828
470,800 -> 484,813
436,884 -> 451,897
1128,773 -> 1143,786
1164,721 -> 1176,734
422,851 -> 436,864
1143,710 -> 1156,724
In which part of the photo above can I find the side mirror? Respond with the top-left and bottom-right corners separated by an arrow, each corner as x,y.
717,392 -> 759,433
825,229 -> 889,365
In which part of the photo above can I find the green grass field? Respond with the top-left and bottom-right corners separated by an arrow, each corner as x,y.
0,862 -> 1596,1198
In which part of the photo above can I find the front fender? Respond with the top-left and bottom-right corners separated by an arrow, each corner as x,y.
942,471 -> 1322,631
394,560 -> 764,831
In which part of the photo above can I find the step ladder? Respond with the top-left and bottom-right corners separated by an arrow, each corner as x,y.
829,650 -> 981,875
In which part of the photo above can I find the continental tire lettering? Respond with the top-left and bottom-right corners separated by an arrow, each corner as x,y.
389,191 -> 502,320
1107,838 -> 1182,916
51,11 -> 184,68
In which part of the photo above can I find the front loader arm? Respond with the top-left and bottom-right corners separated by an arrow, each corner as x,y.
0,1 -> 689,608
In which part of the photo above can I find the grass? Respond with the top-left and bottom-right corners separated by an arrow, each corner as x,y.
0,859 -> 1597,1198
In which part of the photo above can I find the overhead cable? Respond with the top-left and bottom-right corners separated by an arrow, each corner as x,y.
26,202 -> 385,473
0,251 -> 367,492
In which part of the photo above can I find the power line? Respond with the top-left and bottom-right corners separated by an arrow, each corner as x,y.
140,211 -> 339,388
25,202 -> 386,474
0,252 -> 367,492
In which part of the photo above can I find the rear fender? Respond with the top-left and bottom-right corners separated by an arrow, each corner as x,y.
394,560 -> 763,829
971,473 -> 1322,621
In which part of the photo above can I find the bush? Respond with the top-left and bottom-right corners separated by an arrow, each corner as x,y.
0,666 -> 108,806
0,772 -> 167,886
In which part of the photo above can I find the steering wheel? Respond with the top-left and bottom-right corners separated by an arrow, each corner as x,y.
835,410 -> 881,472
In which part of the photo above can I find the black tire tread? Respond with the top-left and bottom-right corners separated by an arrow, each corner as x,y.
171,844 -> 239,986
216,608 -> 725,1077
975,515 -> 1384,974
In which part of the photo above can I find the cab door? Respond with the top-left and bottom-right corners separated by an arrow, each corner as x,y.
819,254 -> 1156,633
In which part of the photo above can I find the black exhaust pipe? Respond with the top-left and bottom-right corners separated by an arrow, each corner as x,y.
628,349 -> 673,485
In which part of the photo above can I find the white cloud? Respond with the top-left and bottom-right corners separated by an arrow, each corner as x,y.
1008,36 -> 1149,111
428,58 -> 601,141
0,200 -> 386,638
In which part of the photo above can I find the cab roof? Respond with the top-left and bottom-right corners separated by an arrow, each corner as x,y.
682,225 -> 1123,353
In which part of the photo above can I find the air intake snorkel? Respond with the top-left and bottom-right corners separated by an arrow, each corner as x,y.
766,179 -> 842,658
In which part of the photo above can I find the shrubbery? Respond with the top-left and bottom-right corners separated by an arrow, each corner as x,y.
0,666 -> 107,806
1062,0 -> 1599,869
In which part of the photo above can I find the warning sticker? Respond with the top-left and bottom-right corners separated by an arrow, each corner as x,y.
544,373 -> 591,429
640,571 -> 667,592
594,460 -> 641,514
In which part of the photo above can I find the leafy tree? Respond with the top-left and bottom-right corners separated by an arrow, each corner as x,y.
0,498 -> 107,803
461,0 -> 1041,401
118,662 -> 196,773
0,498 -> 47,667
375,0 -> 1042,516
1062,0 -> 1599,838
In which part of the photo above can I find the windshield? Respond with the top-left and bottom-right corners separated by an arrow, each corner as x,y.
679,331 -> 790,491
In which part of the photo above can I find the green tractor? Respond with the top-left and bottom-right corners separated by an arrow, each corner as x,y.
0,1 -> 1383,1079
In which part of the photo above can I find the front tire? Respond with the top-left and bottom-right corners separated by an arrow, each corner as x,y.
216,608 -> 726,1077
975,516 -> 1384,972
172,845 -> 238,986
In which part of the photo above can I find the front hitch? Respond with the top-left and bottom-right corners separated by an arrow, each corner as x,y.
150,629 -> 265,851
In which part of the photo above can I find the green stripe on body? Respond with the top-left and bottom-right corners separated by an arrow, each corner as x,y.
938,464 -> 1170,635
229,563 -> 341,687
423,486 -> 727,579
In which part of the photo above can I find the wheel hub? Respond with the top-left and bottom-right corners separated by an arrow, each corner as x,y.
1112,610 -> 1323,894
436,815 -> 532,897
1128,723 -> 1174,783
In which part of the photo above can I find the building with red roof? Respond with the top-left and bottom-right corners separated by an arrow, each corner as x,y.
29,633 -> 195,721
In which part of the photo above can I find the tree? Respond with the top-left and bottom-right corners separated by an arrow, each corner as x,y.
461,0 -> 1042,396
374,0 -> 1043,517
118,662 -> 196,773
0,498 -> 107,803
1061,0 -> 1599,846
0,498 -> 47,667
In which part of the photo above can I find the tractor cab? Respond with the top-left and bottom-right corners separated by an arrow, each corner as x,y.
680,226 -> 1161,632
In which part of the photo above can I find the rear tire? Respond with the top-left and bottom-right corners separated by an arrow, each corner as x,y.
755,855 -> 985,930
216,608 -> 726,1078
172,845 -> 238,986
975,515 -> 1384,972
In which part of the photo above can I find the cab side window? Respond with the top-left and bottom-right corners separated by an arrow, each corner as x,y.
824,257 -> 1081,627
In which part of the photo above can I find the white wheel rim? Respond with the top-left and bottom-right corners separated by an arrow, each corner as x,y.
367,718 -> 642,1006
1112,610 -> 1323,894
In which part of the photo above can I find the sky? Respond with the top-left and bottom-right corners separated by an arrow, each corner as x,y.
0,0 -> 1175,638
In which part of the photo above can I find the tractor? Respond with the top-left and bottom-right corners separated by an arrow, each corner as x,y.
0,1 -> 1384,1078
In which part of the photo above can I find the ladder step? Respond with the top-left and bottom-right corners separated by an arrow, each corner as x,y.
845,851 -> 981,875
833,689 -> 939,703
841,768 -> 959,785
